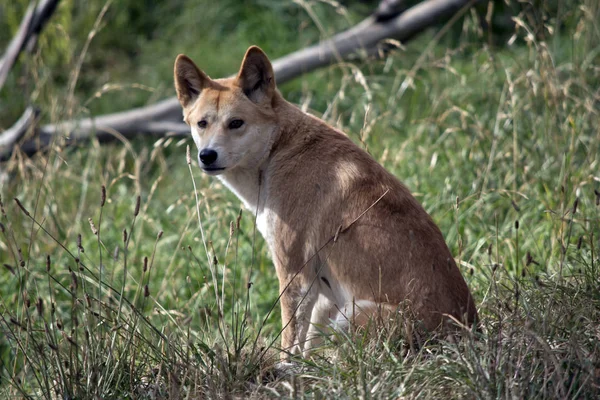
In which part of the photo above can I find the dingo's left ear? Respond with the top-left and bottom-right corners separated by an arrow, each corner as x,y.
236,46 -> 275,104
174,54 -> 211,108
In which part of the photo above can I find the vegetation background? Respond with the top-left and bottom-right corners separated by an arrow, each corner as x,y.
0,0 -> 599,398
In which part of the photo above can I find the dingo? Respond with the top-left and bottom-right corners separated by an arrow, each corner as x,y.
174,46 -> 477,358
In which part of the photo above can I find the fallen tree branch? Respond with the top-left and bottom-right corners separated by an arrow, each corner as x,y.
0,0 -> 475,161
273,0 -> 473,83
0,0 -> 61,91
0,3 -> 36,91
0,107 -> 38,148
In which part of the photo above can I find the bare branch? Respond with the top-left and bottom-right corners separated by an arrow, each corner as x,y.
0,3 -> 35,90
374,0 -> 411,21
0,0 -> 61,90
0,107 -> 38,149
272,0 -> 474,83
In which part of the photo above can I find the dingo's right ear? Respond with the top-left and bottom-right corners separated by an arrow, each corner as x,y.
174,55 -> 211,108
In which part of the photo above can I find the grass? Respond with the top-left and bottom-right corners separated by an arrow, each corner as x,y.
1,0 -> 600,398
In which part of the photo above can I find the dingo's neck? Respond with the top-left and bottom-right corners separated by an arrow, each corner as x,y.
217,168 -> 265,215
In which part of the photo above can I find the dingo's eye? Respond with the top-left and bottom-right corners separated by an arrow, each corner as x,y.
198,120 -> 207,129
229,119 -> 244,129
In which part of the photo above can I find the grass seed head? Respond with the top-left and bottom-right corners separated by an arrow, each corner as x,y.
36,298 -> 44,317
143,256 -> 148,272
71,271 -> 78,291
511,199 -> 521,212
14,198 -> 30,217
63,332 -> 77,346
123,228 -> 128,243
3,264 -> 15,275
88,218 -> 98,235
186,145 -> 192,165
134,195 -> 141,217
101,185 -> 106,207
46,255 -> 50,272
144,284 -> 150,297
17,248 -> 25,267
77,234 -> 84,252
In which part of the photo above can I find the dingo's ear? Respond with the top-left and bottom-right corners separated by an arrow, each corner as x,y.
174,54 -> 211,108
236,46 -> 275,104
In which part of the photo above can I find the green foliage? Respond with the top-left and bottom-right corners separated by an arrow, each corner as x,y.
1,0 -> 599,397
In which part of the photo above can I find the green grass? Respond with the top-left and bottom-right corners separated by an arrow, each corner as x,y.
1,0 -> 600,398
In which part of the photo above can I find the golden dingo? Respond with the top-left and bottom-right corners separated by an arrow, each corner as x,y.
174,46 -> 477,358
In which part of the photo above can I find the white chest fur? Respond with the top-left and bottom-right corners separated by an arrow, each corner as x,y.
255,207 -> 276,249
217,169 -> 276,248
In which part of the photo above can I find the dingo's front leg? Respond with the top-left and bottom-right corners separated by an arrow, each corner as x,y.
303,294 -> 336,357
278,274 -> 318,360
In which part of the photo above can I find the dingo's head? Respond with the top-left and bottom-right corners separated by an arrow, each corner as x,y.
174,46 -> 278,175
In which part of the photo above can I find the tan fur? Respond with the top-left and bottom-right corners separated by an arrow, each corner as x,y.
174,47 -> 477,359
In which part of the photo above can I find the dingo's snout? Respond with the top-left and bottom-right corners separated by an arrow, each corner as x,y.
199,148 -> 218,166
198,148 -> 224,174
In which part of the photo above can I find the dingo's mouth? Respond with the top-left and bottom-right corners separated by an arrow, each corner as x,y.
202,167 -> 226,175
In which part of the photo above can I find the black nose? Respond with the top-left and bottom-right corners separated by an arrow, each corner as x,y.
199,149 -> 218,166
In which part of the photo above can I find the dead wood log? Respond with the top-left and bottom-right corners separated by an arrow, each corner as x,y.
272,0 -> 473,83
0,0 -> 61,91
0,3 -> 36,91
0,0 -> 475,161
0,107 -> 38,148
